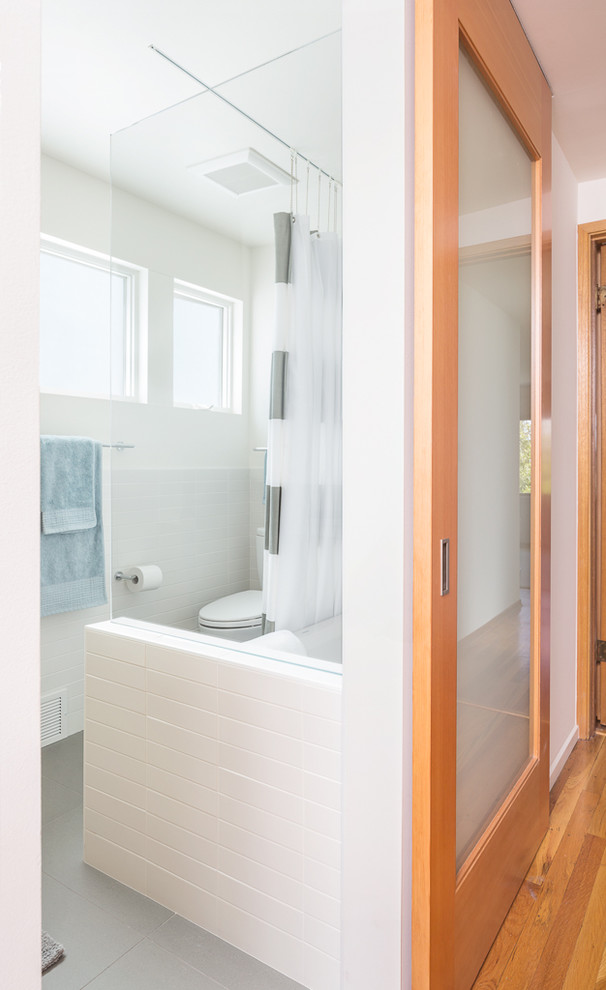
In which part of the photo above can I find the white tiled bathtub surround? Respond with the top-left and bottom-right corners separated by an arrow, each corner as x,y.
83,621 -> 342,990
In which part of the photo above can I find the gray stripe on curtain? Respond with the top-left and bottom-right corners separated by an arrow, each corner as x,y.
264,486 -> 282,554
263,212 -> 291,636
274,212 -> 292,284
269,351 -> 287,420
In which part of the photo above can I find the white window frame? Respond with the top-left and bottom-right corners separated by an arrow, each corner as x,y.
40,234 -> 145,401
172,278 -> 243,414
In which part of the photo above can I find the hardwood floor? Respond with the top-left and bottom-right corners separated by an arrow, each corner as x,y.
472,731 -> 606,989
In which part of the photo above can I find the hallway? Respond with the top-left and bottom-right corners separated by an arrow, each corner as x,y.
473,733 -> 606,988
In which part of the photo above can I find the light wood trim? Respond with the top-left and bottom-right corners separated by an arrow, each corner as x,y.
599,247 -> 606,650
459,234 -> 531,264
577,223 -> 593,738
577,219 -> 606,739
456,761 -> 544,990
413,0 -> 458,985
530,156 -> 544,764
539,77 -> 553,794
458,0 -> 545,155
413,0 -> 551,987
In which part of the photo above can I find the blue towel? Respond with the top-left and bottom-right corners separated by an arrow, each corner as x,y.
40,438 -> 107,617
40,435 -> 97,534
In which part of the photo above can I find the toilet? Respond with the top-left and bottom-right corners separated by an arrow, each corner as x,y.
198,527 -> 264,641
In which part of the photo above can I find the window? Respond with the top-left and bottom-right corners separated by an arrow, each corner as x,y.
519,419 -> 531,494
40,237 -> 141,400
173,280 -> 241,412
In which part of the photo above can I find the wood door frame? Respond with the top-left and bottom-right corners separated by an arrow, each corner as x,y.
412,1 -> 552,987
577,219 -> 606,738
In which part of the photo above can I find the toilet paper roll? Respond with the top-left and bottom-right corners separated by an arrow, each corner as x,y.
126,564 -> 163,593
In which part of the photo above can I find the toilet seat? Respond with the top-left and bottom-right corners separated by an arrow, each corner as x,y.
198,589 -> 263,630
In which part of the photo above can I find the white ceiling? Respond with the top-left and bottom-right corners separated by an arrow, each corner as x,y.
512,0 -> 606,181
42,0 -> 606,243
42,0 -> 341,179
111,31 -> 341,246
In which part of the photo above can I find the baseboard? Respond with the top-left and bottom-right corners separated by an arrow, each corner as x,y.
550,725 -> 579,790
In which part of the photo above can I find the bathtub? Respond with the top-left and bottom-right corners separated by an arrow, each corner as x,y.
83,619 -> 342,990
113,613 -> 343,667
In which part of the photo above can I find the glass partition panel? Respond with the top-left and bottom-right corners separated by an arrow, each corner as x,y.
457,46 -> 533,868
109,35 -> 342,670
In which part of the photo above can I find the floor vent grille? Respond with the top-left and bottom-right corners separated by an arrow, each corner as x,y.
41,690 -> 68,746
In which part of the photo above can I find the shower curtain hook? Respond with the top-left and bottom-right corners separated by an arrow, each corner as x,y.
317,170 -> 322,236
289,149 -> 295,217
294,152 -> 299,215
334,181 -> 338,233
305,160 -> 311,218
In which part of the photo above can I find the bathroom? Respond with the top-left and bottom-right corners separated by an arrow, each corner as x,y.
40,2 -> 346,988
40,24 -> 343,708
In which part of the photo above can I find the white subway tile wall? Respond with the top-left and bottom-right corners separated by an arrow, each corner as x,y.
111,468 -> 252,627
84,625 -> 342,990
41,467 -> 255,737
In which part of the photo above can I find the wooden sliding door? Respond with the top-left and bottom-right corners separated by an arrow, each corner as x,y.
413,1 -> 551,987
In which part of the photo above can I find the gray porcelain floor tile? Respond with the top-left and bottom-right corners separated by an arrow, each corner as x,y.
42,775 -> 83,824
151,916 -> 306,990
42,732 -> 84,793
43,807 -> 173,935
84,939 -> 226,990
41,875 -> 143,990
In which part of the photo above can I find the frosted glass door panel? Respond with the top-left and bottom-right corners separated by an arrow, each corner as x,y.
456,48 -> 533,870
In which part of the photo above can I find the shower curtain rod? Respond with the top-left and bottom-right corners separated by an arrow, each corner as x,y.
149,44 -> 342,188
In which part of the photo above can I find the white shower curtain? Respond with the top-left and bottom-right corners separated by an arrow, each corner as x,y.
262,213 -> 342,634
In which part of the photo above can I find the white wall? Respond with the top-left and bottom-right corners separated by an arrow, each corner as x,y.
111,467 -> 252,626
40,156 -> 269,736
578,177 -> 606,225
342,0 -> 411,987
0,1 -> 42,985
550,136 -> 581,779
41,464 -> 254,738
41,155 -> 252,471
458,277 -> 522,639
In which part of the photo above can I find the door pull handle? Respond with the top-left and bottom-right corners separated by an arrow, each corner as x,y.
440,538 -> 450,596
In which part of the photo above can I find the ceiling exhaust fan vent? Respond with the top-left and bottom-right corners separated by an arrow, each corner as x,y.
187,148 -> 293,196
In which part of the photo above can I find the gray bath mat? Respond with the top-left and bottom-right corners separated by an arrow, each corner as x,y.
42,930 -> 64,972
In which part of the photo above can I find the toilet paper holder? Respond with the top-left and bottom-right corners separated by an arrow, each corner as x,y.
114,564 -> 163,592
114,571 -> 139,585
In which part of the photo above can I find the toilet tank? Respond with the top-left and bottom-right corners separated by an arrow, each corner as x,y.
255,527 -> 265,585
